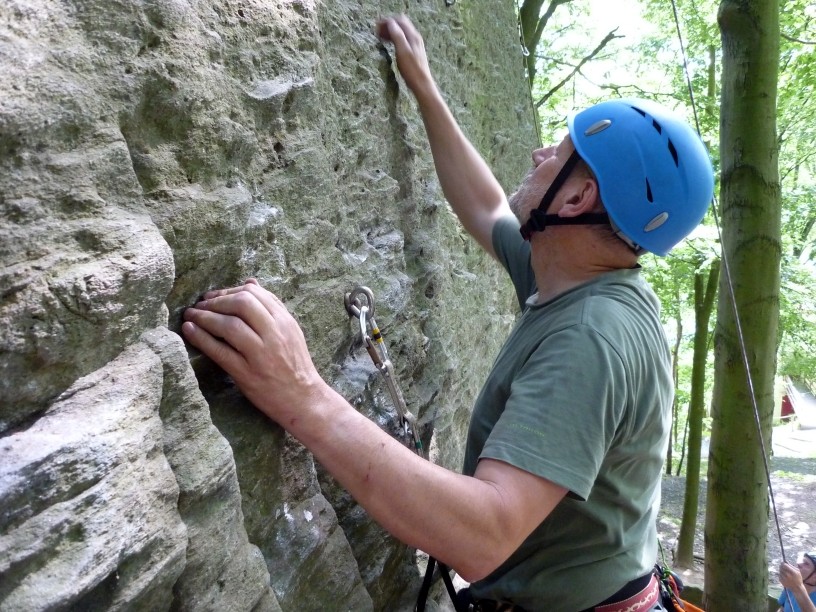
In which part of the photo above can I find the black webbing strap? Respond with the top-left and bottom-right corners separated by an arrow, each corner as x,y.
522,211 -> 611,239
416,556 -> 467,612
519,149 -> 582,240
518,150 -> 613,241
578,571 -> 655,612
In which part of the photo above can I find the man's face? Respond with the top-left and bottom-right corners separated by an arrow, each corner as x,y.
508,134 -> 577,222
799,553 -> 816,586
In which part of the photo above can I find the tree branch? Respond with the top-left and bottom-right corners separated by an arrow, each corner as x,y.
532,0 -> 574,52
520,0 -> 575,84
781,31 -> 816,45
534,28 -> 622,108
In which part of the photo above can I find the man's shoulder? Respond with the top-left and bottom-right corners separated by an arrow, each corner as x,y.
580,269 -> 661,322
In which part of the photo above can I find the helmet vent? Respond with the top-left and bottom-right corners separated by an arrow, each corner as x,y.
652,119 -> 662,134
631,106 -> 646,117
646,178 -> 654,203
644,212 -> 669,232
584,119 -> 612,136
668,140 -> 679,167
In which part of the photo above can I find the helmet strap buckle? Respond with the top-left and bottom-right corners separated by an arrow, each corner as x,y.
519,150 -> 582,241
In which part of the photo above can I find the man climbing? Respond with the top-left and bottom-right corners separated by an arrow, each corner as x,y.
181,14 -> 713,611
778,553 -> 816,612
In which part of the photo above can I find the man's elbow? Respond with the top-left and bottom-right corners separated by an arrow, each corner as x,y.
452,543 -> 516,583
456,563 -> 495,584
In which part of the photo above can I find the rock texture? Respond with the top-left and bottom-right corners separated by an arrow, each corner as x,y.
0,0 -> 537,609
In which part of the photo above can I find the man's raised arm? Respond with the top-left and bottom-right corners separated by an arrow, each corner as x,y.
377,15 -> 512,258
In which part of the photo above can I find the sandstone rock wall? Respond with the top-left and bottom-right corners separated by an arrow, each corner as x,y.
0,0 -> 538,609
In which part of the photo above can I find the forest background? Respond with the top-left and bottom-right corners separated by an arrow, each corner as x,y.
519,0 -> 815,607
524,0 -> 815,397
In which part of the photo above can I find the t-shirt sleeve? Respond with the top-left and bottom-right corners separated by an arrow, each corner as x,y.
478,324 -> 628,500
492,215 -> 536,312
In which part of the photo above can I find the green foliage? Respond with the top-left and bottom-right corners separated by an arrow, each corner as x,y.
522,0 -> 596,141
519,0 -> 816,404
776,0 -> 816,383
778,255 -> 816,385
771,470 -> 810,483
526,0 -> 722,141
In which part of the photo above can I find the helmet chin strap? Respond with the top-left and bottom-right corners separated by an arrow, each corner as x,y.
804,564 -> 816,587
519,150 -> 611,241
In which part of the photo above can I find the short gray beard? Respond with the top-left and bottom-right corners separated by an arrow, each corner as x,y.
508,168 -> 537,221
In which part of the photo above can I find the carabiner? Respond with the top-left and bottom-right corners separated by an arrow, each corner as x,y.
359,305 -> 370,342
346,286 -> 390,365
344,286 -> 424,457
345,286 -> 375,321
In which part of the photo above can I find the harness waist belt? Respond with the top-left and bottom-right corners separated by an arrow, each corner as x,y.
591,573 -> 660,612
460,572 -> 660,612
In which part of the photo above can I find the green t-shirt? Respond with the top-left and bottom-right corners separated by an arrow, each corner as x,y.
464,216 -> 672,611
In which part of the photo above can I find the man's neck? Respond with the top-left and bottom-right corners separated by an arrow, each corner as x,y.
530,229 -> 638,303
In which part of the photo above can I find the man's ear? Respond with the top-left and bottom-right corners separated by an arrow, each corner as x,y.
557,177 -> 600,218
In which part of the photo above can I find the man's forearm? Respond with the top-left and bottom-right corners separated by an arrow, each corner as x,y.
377,15 -> 511,255
412,84 -> 510,255
182,280 -> 518,578
791,587 -> 816,612
182,282 -> 567,583
272,380 -> 533,582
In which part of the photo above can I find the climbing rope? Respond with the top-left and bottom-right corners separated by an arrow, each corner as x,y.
344,286 -> 424,457
669,0 -> 787,566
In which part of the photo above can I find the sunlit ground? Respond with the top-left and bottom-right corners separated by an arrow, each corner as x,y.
658,422 -> 816,595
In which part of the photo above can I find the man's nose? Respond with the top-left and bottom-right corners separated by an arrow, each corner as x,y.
532,146 -> 556,166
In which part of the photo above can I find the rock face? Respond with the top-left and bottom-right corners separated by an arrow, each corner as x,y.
0,0 -> 537,609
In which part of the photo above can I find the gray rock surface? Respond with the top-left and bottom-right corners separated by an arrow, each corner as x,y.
0,0 -> 537,609
1,343 -> 187,610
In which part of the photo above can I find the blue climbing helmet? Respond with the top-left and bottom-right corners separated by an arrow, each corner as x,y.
567,98 -> 714,256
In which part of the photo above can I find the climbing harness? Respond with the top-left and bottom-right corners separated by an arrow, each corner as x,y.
653,564 -> 704,612
654,543 -> 705,612
417,556 -> 465,612
344,286 -> 424,457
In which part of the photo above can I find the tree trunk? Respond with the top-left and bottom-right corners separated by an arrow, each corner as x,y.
518,0 -> 574,86
676,259 -> 719,568
705,0 -> 781,608
666,309 -> 682,476
519,0 -> 546,86
676,416 -> 689,477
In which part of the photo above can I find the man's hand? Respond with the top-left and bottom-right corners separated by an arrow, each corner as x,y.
376,15 -> 436,101
780,562 -> 805,590
181,279 -> 325,424
376,14 -> 511,256
779,562 -> 816,612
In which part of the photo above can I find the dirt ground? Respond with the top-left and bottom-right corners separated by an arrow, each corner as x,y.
656,423 -> 816,594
